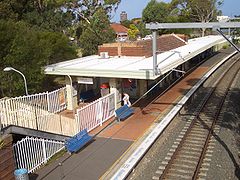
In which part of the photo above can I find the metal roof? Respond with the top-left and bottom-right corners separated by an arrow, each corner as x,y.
44,35 -> 226,80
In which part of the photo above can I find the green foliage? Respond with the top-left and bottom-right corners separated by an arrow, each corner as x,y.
128,24 -> 140,41
222,44 -> 229,49
142,0 -> 170,23
0,20 -> 77,97
79,9 -> 115,56
135,21 -> 151,38
121,20 -> 132,28
142,0 -> 223,36
0,0 -> 121,97
0,0 -> 72,32
120,18 -> 150,39
64,0 -> 121,24
170,0 -> 223,23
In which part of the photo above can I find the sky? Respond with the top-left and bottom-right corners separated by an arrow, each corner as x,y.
111,0 -> 240,22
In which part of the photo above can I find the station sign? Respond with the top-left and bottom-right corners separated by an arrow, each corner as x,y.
77,77 -> 93,84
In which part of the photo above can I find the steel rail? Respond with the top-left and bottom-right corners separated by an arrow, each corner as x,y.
159,55 -> 240,179
193,58 -> 240,179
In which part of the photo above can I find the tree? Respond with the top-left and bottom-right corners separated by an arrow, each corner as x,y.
121,20 -> 131,28
171,0 -> 223,36
135,21 -> 151,38
128,24 -> 139,41
142,0 -> 170,23
64,0 -> 121,25
79,8 -> 115,56
142,0 -> 187,35
0,20 -> 76,97
0,0 -> 72,32
0,0 -> 120,97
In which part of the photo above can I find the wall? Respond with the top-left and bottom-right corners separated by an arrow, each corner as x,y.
0,135 -> 15,180
98,34 -> 187,58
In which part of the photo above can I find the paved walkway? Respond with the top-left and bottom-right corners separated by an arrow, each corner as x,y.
32,49 -> 235,180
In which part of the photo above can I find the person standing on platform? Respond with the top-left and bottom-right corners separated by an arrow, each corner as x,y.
123,93 -> 131,107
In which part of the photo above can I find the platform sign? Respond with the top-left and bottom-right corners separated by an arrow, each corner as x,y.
77,77 -> 93,84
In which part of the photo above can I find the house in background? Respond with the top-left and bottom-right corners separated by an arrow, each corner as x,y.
110,23 -> 129,42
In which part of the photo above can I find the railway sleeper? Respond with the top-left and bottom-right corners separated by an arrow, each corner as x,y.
175,154 -> 199,159
164,171 -> 192,179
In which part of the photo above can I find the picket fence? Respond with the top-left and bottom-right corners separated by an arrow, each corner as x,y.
0,87 -> 67,130
76,92 -> 115,132
13,136 -> 65,173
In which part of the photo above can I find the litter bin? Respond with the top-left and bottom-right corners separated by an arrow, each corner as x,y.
14,168 -> 29,180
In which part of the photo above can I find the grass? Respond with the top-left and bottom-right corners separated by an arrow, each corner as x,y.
45,149 -> 66,166
222,44 -> 229,49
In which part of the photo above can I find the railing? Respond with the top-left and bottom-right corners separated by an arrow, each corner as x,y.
13,136 -> 64,173
0,87 -> 67,130
0,90 -> 115,136
48,87 -> 67,113
75,92 -> 115,132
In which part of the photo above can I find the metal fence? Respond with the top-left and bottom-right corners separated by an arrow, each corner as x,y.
0,87 -> 67,129
13,136 -> 65,173
75,92 -> 115,132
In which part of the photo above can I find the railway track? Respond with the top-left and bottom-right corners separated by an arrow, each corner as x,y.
149,55 -> 240,180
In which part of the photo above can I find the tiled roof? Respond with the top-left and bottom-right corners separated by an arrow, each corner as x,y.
110,23 -> 128,33
98,34 -> 188,57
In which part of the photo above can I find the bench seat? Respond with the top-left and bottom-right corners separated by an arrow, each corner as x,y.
115,104 -> 134,121
79,90 -> 95,102
65,129 -> 93,153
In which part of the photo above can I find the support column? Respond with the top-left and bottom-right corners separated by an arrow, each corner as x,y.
138,80 -> 147,97
65,76 -> 77,110
109,78 -> 122,109
184,61 -> 189,71
152,31 -> 158,76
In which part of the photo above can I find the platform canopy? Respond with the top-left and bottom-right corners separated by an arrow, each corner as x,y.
44,35 -> 225,80
146,22 -> 240,75
146,22 -> 240,30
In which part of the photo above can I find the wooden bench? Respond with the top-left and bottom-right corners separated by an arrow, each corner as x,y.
79,90 -> 95,103
65,129 -> 93,153
115,104 -> 134,121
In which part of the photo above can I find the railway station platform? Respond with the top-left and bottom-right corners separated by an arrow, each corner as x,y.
31,48 -> 236,180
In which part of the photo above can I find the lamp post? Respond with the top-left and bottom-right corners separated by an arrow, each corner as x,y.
3,67 -> 29,95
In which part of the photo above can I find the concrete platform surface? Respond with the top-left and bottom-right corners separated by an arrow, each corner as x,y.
31,137 -> 132,180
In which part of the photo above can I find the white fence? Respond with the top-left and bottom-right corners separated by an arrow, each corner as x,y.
0,87 -> 67,130
48,88 -> 67,113
0,89 -> 115,136
13,136 -> 65,173
75,92 -> 115,132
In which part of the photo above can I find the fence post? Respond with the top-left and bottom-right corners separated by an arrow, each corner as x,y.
74,113 -> 79,134
42,139 -> 47,163
99,101 -> 103,126
47,91 -> 50,112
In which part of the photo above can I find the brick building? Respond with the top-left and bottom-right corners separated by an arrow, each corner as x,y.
98,34 -> 188,57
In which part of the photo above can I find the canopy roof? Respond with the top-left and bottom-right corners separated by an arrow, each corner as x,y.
44,35 -> 225,80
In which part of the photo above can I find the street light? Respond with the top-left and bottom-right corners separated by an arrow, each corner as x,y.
3,67 -> 29,95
